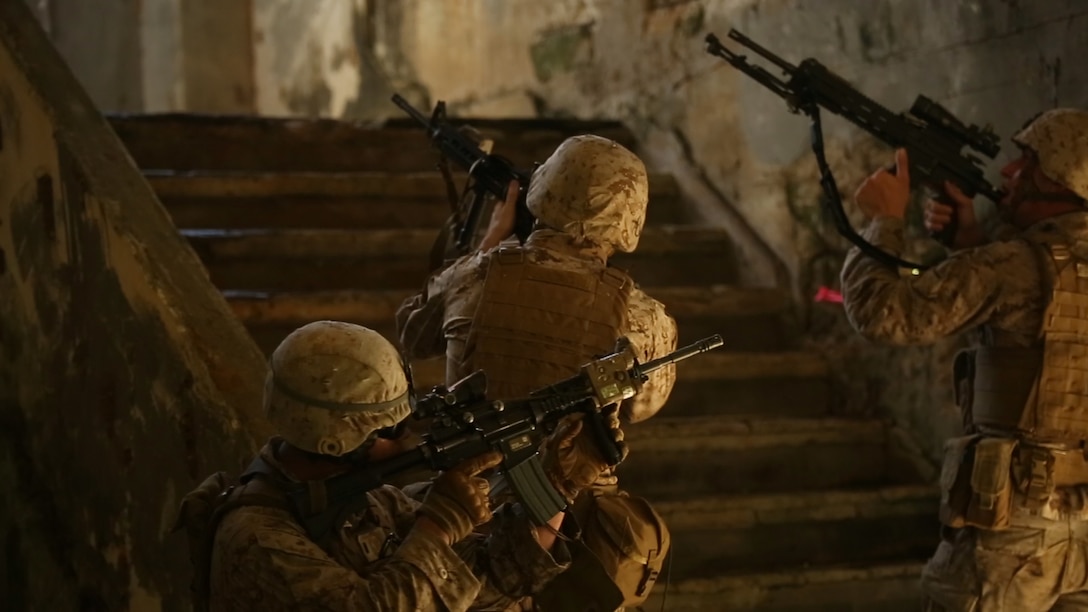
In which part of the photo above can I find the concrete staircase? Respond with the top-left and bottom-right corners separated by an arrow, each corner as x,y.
109,113 -> 939,611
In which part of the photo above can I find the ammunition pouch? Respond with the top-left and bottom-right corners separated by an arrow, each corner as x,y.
938,435 -> 1016,530
937,433 -> 1088,529
540,490 -> 670,609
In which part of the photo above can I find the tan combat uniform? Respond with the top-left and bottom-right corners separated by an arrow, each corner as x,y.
841,211 -> 1088,610
397,228 -> 677,423
209,441 -> 571,612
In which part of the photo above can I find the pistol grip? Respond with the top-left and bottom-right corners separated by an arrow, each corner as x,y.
587,409 -> 624,467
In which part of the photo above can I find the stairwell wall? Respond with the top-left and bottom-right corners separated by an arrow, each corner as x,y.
0,3 -> 271,610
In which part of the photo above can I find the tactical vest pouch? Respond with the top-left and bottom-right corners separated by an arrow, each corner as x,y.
938,435 -> 978,528
952,349 -> 975,419
938,435 -> 1016,530
965,437 -> 1016,529
172,471 -> 234,612
576,491 -> 670,606
971,346 -> 1042,432
1012,446 -> 1057,511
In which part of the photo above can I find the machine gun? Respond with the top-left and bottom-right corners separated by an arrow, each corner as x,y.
705,30 -> 1004,271
287,334 -> 724,538
391,93 -> 537,265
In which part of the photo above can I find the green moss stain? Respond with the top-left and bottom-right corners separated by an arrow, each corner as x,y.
529,23 -> 594,83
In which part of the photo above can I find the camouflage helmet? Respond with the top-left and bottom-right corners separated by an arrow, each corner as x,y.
1012,108 -> 1088,200
526,135 -> 649,253
264,321 -> 412,457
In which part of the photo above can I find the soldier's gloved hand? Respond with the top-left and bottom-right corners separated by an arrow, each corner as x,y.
541,407 -> 628,502
416,451 -> 503,546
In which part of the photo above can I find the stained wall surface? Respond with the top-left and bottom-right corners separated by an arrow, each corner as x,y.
0,2 -> 270,610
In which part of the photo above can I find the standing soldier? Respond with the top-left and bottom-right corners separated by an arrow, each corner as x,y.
175,320 -> 621,612
840,109 -> 1088,610
397,134 -> 678,609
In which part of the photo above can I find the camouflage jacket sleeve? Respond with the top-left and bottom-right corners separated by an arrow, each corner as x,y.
397,254 -> 485,360
620,287 -> 678,423
456,504 -> 574,610
211,506 -> 481,612
840,216 -> 1043,345
396,277 -> 448,360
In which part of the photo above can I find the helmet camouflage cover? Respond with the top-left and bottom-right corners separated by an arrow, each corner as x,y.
1013,108 -> 1088,200
264,321 -> 412,457
526,134 -> 649,253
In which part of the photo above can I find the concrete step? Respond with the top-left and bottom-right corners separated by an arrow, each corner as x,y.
656,486 -> 939,578
225,283 -> 793,353
147,170 -> 685,228
643,561 -> 925,612
661,350 -> 831,418
182,225 -> 737,290
617,416 -> 892,498
109,113 -> 634,173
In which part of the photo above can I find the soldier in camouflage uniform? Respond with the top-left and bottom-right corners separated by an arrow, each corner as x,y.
841,109 -> 1088,610
396,135 -> 677,608
190,320 -> 621,611
397,134 -> 677,424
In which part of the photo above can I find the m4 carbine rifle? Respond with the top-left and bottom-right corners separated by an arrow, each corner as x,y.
289,334 -> 724,538
392,93 -> 537,266
705,30 -> 1004,271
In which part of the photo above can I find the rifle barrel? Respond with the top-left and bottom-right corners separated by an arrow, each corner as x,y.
641,334 -> 723,374
727,29 -> 795,73
390,93 -> 430,126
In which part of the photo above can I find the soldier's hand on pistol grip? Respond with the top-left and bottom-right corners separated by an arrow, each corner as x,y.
542,407 -> 629,503
924,180 -> 986,249
477,179 -> 520,253
416,450 -> 503,546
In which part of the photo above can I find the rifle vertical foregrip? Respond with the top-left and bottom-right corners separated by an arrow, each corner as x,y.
586,409 -> 624,466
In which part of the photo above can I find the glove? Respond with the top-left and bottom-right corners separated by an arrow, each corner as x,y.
417,451 -> 502,545
541,407 -> 628,502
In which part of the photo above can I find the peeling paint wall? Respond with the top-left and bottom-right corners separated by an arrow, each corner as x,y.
250,0 -> 1088,465
0,3 -> 270,610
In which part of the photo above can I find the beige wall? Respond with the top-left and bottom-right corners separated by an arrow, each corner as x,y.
32,0 -> 255,113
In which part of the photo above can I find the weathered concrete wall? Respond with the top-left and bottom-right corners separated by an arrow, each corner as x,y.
29,0 -> 255,114
0,2 -> 270,610
44,0 -> 144,111
251,0 -> 1088,465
